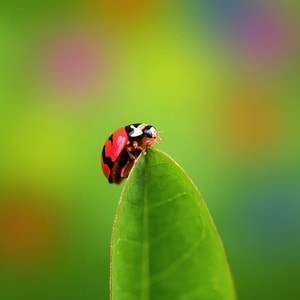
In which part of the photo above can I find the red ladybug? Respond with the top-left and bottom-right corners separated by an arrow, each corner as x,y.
101,123 -> 161,184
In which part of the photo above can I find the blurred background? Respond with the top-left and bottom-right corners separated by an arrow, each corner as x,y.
1,0 -> 299,299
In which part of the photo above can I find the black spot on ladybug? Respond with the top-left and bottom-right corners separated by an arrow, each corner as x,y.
108,149 -> 134,184
102,147 -> 114,169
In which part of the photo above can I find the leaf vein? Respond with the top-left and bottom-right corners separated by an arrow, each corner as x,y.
150,238 -> 202,285
148,191 -> 191,209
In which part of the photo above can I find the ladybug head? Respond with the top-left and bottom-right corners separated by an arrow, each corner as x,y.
143,125 -> 157,138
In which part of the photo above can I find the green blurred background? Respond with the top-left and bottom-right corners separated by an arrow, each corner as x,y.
1,1 -> 299,299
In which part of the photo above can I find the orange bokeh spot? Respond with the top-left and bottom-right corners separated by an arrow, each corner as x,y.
0,198 -> 60,264
218,86 -> 279,154
99,0 -> 156,23
110,0 -> 148,11
85,0 -> 157,29
226,101 -> 272,142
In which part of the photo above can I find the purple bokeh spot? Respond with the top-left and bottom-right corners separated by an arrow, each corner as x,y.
197,0 -> 296,70
232,6 -> 294,67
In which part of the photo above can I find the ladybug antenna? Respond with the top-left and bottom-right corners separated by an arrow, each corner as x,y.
155,131 -> 163,143
157,130 -> 164,140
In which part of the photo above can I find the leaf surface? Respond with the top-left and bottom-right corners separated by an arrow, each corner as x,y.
111,149 -> 235,300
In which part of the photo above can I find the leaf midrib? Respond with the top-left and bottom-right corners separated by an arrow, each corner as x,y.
141,156 -> 150,300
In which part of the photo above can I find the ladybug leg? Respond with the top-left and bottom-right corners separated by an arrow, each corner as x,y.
127,140 -> 146,160
120,159 -> 135,178
127,147 -> 137,160
109,160 -> 122,184
132,140 -> 147,155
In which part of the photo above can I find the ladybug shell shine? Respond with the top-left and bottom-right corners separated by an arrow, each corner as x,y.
101,123 -> 159,184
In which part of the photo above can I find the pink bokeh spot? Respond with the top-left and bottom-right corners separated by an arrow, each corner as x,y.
41,29 -> 106,95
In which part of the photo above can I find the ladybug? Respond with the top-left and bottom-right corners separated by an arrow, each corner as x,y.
101,123 -> 161,184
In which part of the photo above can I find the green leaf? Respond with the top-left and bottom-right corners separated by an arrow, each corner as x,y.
110,148 -> 236,300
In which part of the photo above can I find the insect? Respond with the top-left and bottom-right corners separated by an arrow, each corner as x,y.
101,123 -> 161,184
